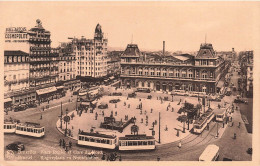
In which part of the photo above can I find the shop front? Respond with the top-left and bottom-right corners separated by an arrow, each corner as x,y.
36,86 -> 57,103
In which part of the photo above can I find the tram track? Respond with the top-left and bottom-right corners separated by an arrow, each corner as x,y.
120,122 -> 218,160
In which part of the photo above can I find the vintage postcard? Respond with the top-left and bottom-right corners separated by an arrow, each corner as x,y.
0,1 -> 259,166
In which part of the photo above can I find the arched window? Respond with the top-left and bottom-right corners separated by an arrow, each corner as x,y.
188,69 -> 193,78
202,70 -> 208,79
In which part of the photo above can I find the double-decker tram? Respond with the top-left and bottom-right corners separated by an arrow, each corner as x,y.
118,134 -> 156,151
78,131 -> 117,149
193,114 -> 208,134
15,122 -> 45,138
215,108 -> 227,122
4,120 -> 16,133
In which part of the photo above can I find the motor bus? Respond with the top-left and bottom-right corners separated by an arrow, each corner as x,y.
199,144 -> 219,161
118,134 -> 156,151
15,122 -> 45,138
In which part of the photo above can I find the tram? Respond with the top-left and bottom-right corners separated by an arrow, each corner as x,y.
205,109 -> 215,124
15,122 -> 45,138
215,108 -> 227,122
193,114 -> 208,134
78,131 -> 117,149
118,134 -> 156,151
4,120 -> 16,133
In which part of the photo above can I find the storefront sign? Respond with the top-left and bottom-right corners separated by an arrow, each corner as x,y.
5,27 -> 28,43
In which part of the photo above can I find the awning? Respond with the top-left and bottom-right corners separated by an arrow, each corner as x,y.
4,98 -> 12,103
36,86 -> 57,95
56,86 -> 65,89
216,80 -> 224,88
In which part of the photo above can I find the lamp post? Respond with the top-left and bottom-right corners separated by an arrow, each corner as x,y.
60,102 -> 63,129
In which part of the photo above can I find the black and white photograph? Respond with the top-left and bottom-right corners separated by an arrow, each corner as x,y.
0,1 -> 259,165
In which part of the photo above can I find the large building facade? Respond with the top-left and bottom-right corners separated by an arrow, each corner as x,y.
72,24 -> 108,78
28,19 -> 59,87
120,43 -> 230,94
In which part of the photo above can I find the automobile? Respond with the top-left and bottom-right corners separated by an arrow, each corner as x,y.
234,95 -> 248,104
6,142 -> 25,151
109,99 -> 121,103
136,88 -> 151,93
128,93 -> 136,98
27,102 -> 37,108
98,104 -> 108,109
112,92 -> 122,96
147,95 -> 152,99
14,104 -> 27,112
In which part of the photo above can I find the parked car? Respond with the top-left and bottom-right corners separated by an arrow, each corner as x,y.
172,90 -> 189,96
234,95 -> 248,104
6,142 -> 25,151
109,99 -> 121,103
147,95 -> 152,99
128,93 -> 136,98
27,102 -> 37,108
98,104 -> 108,109
112,92 -> 122,96
14,104 -> 27,112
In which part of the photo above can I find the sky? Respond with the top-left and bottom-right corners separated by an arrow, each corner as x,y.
0,1 -> 260,52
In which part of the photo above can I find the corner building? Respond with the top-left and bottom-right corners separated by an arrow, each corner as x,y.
120,43 -> 229,94
72,24 -> 108,78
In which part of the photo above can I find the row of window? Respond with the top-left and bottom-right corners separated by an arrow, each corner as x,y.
78,136 -> 115,145
119,140 -> 155,146
16,126 -> 44,133
5,56 -> 29,63
4,124 -> 16,129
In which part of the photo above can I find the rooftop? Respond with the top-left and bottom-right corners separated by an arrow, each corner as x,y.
119,134 -> 154,140
4,50 -> 29,56
79,131 -> 116,139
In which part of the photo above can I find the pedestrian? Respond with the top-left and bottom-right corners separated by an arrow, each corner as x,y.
69,141 -> 72,148
119,155 -> 122,161
234,133 -> 236,139
63,141 -> 66,148
238,122 -> 241,128
172,107 -> 174,112
178,141 -> 182,148
151,108 -> 153,113
157,156 -> 160,161
115,111 -> 117,116
165,125 -> 168,131
40,114 -> 42,120
59,139 -> 62,146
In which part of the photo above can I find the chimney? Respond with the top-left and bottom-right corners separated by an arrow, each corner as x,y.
163,41 -> 165,56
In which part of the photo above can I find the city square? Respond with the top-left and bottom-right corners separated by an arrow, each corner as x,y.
1,1 -> 256,164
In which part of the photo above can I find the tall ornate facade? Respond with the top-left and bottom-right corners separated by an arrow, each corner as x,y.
72,24 -> 108,78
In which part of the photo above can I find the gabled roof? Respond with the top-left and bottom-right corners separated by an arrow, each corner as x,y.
4,50 -> 29,56
121,44 -> 141,57
196,43 -> 216,59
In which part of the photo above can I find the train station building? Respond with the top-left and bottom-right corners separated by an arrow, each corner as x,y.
120,43 -> 231,94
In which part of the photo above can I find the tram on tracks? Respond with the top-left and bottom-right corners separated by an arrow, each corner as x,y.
193,114 -> 208,134
15,122 -> 45,138
4,120 -> 16,133
78,131 -> 117,149
193,109 -> 215,134
118,134 -> 156,151
77,131 -> 156,151
215,108 -> 227,122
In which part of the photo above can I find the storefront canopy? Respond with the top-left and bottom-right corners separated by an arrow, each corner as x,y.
36,86 -> 57,95
4,98 -> 12,103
